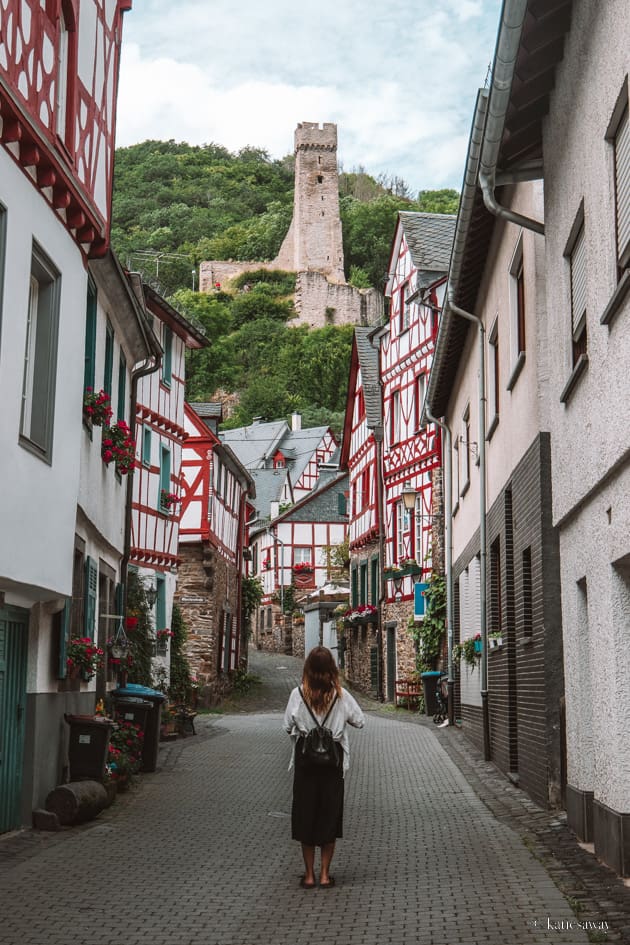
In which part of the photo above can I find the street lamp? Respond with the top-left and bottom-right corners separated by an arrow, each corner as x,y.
401,482 -> 418,512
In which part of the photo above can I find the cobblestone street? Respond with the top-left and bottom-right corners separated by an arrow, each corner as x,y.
0,650 -> 628,945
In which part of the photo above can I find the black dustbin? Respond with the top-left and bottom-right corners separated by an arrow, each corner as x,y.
421,671 -> 442,717
65,715 -> 115,781
111,696 -> 152,733
112,684 -> 166,772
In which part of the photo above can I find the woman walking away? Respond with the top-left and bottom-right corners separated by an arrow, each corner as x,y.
283,646 -> 365,889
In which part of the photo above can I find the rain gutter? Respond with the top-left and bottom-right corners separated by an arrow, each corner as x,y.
478,0 -> 545,235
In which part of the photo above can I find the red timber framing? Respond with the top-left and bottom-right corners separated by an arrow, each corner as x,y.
381,225 -> 445,602
130,288 -> 207,573
293,429 -> 338,497
340,331 -> 380,553
0,1 -> 133,257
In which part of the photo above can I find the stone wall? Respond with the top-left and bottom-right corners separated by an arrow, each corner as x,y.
174,542 -> 241,706
342,621 -> 378,696
199,260 -> 267,294
295,271 -> 383,328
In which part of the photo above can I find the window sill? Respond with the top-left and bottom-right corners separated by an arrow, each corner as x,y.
560,353 -> 589,405
487,414 -> 499,441
506,351 -> 526,392
600,269 -> 630,327
19,434 -> 52,466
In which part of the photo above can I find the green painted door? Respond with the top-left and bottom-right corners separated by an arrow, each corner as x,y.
0,606 -> 29,833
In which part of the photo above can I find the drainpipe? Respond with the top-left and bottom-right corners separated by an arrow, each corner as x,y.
478,0 -> 544,235
423,406 -> 454,725
374,426 -> 386,702
447,292 -> 490,761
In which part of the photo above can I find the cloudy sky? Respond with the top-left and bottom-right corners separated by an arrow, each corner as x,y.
116,0 -> 503,195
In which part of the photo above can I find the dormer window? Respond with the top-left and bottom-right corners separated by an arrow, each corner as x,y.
273,451 -> 285,469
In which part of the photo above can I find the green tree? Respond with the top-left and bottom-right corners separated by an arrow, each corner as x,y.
416,188 -> 460,214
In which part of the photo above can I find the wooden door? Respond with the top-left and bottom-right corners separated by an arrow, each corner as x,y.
0,606 -> 29,833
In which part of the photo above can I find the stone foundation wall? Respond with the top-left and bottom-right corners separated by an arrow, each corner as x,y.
342,621 -> 378,696
382,599 -> 417,698
199,260 -> 268,293
174,542 -> 240,706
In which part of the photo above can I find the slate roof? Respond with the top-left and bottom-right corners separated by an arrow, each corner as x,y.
247,467 -> 289,526
275,472 -> 349,525
189,402 -> 222,420
220,420 -> 287,470
354,328 -> 382,428
398,212 -> 456,275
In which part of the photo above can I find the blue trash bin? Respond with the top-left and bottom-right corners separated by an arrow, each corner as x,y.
113,684 -> 166,772
420,671 -> 442,717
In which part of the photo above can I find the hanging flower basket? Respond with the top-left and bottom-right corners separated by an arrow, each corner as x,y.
66,637 -> 104,681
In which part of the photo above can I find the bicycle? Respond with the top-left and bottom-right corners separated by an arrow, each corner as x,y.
432,673 -> 449,724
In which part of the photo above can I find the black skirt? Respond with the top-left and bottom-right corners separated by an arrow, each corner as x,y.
291,761 -> 344,845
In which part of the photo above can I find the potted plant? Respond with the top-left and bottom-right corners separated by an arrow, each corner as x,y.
83,388 -> 113,427
489,630 -> 503,649
66,637 -> 105,681
101,420 -> 136,475
160,489 -> 179,512
156,628 -> 174,653
453,634 -> 482,668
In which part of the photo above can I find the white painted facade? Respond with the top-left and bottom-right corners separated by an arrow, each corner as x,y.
542,0 -> 630,823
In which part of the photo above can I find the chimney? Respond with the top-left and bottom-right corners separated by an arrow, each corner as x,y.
291,412 -> 302,432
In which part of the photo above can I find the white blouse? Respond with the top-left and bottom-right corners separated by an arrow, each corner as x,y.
283,686 -> 365,774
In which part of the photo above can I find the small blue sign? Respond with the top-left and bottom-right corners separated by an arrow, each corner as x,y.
414,582 -> 429,618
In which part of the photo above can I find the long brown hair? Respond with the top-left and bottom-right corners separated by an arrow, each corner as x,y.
301,646 -> 342,713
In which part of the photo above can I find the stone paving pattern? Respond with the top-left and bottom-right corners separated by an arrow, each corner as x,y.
0,650 -> 628,945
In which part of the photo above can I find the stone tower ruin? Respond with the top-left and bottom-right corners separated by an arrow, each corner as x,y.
273,122 -> 345,282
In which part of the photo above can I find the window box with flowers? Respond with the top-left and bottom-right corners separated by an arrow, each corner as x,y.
66,637 -> 105,681
384,559 -> 422,580
101,420 -> 136,475
156,628 -> 174,654
293,561 -> 315,587
160,489 -> 179,514
83,388 -> 113,428
488,631 -> 503,649
343,604 -> 378,627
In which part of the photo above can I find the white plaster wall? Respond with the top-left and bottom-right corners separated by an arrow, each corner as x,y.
542,0 -> 630,813
0,149 -> 86,600
448,183 -> 547,564
543,0 -> 630,524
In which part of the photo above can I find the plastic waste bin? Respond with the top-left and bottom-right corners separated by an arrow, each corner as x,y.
112,696 -> 152,733
112,684 -> 166,772
421,671 -> 442,717
65,714 -> 115,781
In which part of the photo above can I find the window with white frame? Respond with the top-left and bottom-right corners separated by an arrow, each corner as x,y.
20,244 -> 61,461
414,494 -> 424,564
399,281 -> 411,332
488,317 -> 500,424
55,7 -> 69,140
293,546 -> 312,565
391,389 -> 401,444
606,83 -> 630,272
395,500 -> 411,561
414,372 -> 426,432
509,236 -> 526,367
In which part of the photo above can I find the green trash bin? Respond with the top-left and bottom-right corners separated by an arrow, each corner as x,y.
113,684 -> 166,772
421,671 -> 442,717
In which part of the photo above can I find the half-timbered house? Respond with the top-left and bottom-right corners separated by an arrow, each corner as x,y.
379,212 -> 455,702
339,328 -> 383,696
0,0 -> 134,831
177,403 -> 254,704
130,288 -> 207,678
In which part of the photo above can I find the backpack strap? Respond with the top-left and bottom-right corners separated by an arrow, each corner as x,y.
298,688 -> 338,729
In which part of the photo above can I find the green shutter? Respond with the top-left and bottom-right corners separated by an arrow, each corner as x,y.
337,492 -> 347,515
159,446 -> 171,508
370,556 -> 379,606
84,556 -> 98,639
162,325 -> 172,386
117,354 -> 126,421
59,599 -> 71,678
155,576 -> 166,630
84,279 -> 97,392
351,566 -> 358,608
104,321 -> 114,396
142,427 -> 152,467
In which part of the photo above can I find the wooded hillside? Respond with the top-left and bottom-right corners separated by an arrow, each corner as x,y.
111,140 -> 459,430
